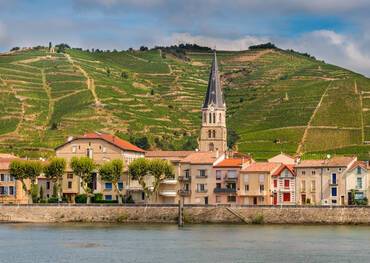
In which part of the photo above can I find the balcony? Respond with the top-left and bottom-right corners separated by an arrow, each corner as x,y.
161,179 -> 177,185
178,189 -> 191,196
178,175 -> 191,182
214,187 -> 236,194
224,175 -> 237,182
159,190 -> 177,197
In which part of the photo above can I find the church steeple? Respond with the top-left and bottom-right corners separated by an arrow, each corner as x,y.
199,51 -> 227,153
202,52 -> 225,109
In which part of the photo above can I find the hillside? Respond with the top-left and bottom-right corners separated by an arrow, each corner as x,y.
1,46 -> 370,160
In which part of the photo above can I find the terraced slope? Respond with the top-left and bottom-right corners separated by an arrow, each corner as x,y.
0,47 -> 370,159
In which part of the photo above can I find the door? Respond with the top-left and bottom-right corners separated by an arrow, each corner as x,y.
253,197 -> 257,205
204,197 -> 208,205
273,193 -> 277,205
301,194 -> 306,205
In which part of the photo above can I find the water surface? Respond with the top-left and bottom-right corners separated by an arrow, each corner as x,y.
0,223 -> 369,262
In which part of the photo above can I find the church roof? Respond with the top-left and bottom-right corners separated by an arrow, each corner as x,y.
202,52 -> 225,109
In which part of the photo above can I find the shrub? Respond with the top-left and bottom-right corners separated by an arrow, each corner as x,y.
92,193 -> 103,202
251,213 -> 264,224
75,194 -> 87,203
48,197 -> 59,203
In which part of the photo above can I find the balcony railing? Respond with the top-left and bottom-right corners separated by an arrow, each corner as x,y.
178,175 -> 191,182
178,189 -> 191,196
214,187 -> 237,193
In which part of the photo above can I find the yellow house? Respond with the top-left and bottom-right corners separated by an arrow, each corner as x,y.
55,132 -> 145,202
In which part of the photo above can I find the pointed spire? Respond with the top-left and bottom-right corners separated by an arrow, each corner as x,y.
202,51 -> 225,109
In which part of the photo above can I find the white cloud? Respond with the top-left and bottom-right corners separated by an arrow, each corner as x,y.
160,33 -> 269,51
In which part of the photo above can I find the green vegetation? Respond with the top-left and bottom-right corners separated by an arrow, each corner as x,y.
1,45 -> 370,159
70,156 -> 96,204
99,159 -> 125,204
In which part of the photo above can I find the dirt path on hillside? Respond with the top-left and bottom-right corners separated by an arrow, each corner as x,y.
41,69 -> 54,128
64,53 -> 101,107
228,49 -> 274,63
296,81 -> 333,155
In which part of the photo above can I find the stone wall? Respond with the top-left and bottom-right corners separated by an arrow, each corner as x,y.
1,205 -> 370,224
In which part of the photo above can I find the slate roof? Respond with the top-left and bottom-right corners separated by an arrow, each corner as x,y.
202,52 -> 225,109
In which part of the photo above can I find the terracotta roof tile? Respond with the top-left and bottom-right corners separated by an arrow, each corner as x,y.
241,162 -> 281,173
295,156 -> 356,168
214,158 -> 245,168
181,152 -> 218,164
272,164 -> 296,177
348,161 -> 368,171
56,133 -> 145,153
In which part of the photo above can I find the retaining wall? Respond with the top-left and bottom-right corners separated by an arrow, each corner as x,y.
1,205 -> 370,224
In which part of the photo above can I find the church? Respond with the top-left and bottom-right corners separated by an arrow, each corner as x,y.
198,52 -> 228,153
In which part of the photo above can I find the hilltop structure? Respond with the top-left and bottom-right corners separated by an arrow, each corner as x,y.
199,52 -> 227,153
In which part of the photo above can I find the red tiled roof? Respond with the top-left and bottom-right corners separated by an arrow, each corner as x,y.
241,162 -> 281,173
272,164 -> 296,177
214,158 -> 244,168
181,152 -> 218,164
56,132 -> 145,153
145,151 -> 194,158
0,155 -> 19,170
295,156 -> 356,168
348,161 -> 368,172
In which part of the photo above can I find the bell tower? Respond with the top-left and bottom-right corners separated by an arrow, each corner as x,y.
199,52 -> 227,152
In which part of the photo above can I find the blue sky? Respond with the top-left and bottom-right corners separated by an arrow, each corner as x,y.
1,0 -> 370,76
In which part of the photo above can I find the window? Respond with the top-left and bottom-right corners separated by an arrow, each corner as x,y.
312,170 -> 316,175
212,113 -> 215,123
216,170 -> 222,180
209,143 -> 214,151
86,148 -> 93,158
105,195 -> 112,201
227,170 -> 237,179
259,175 -> 265,183
141,192 -> 145,200
227,196 -> 236,202
283,193 -> 291,202
0,186 -> 6,195
216,196 -> 221,203
332,199 -> 337,204
357,167 -> 362,175
67,173 -> 73,179
105,182 -> 113,190
302,171 -> 306,175
244,174 -> 249,182
0,174 -> 5,182
212,130 -> 216,138
199,170 -> 206,177
219,113 -> 222,123
203,112 -> 206,123
209,112 -> 212,123
72,145 -> 77,153
68,181 -> 73,189
9,186 -> 14,195
118,182 -> 124,190
216,183 -> 221,188
331,187 -> 337,197
357,177 -> 363,189
208,130 -> 212,138
46,181 -> 50,190
184,169 -> 190,178
9,175 -> 14,181
273,179 -> 277,188
311,180 -> 316,192
196,184 -> 207,192
245,184 -> 249,191
301,180 -> 306,192
284,180 -> 290,188
259,184 -> 264,192
331,173 -> 337,184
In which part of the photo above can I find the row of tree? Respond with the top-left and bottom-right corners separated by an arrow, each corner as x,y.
9,157 -> 173,204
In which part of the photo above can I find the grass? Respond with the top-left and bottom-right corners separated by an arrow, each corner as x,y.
0,47 -> 369,158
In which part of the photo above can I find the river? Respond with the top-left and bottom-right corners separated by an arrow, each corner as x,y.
0,224 -> 369,262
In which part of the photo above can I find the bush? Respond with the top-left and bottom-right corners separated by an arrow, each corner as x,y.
48,197 -> 59,203
92,193 -> 103,202
251,213 -> 264,224
75,194 -> 87,203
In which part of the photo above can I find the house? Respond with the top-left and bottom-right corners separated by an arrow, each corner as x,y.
271,164 -> 296,205
239,162 -> 282,205
268,153 -> 296,165
344,161 -> 369,205
295,156 -> 357,205
55,132 -> 145,202
213,156 -> 252,204
0,154 -> 29,204
178,151 -> 224,204
145,151 -> 194,204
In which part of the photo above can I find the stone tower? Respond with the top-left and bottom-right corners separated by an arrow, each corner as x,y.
199,52 -> 227,152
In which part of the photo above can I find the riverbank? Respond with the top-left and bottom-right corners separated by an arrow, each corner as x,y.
1,205 -> 370,224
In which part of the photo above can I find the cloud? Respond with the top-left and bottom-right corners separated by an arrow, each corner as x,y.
279,30 -> 370,76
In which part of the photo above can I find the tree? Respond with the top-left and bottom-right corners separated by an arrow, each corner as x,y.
39,185 -> 44,200
128,158 -> 150,201
9,160 -> 43,204
70,157 -> 96,203
106,67 -> 111,77
147,159 -> 174,202
99,159 -> 125,204
43,157 -> 66,202
121,71 -> 128,79
48,42 -> 52,51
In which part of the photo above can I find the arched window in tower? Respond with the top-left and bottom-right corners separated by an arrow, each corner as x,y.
208,130 -> 212,138
219,113 -> 222,123
213,113 -> 216,123
209,143 -> 214,151
209,112 -> 212,123
203,112 -> 206,123
213,130 -> 216,138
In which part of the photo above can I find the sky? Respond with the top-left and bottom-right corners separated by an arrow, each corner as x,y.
1,0 -> 370,76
